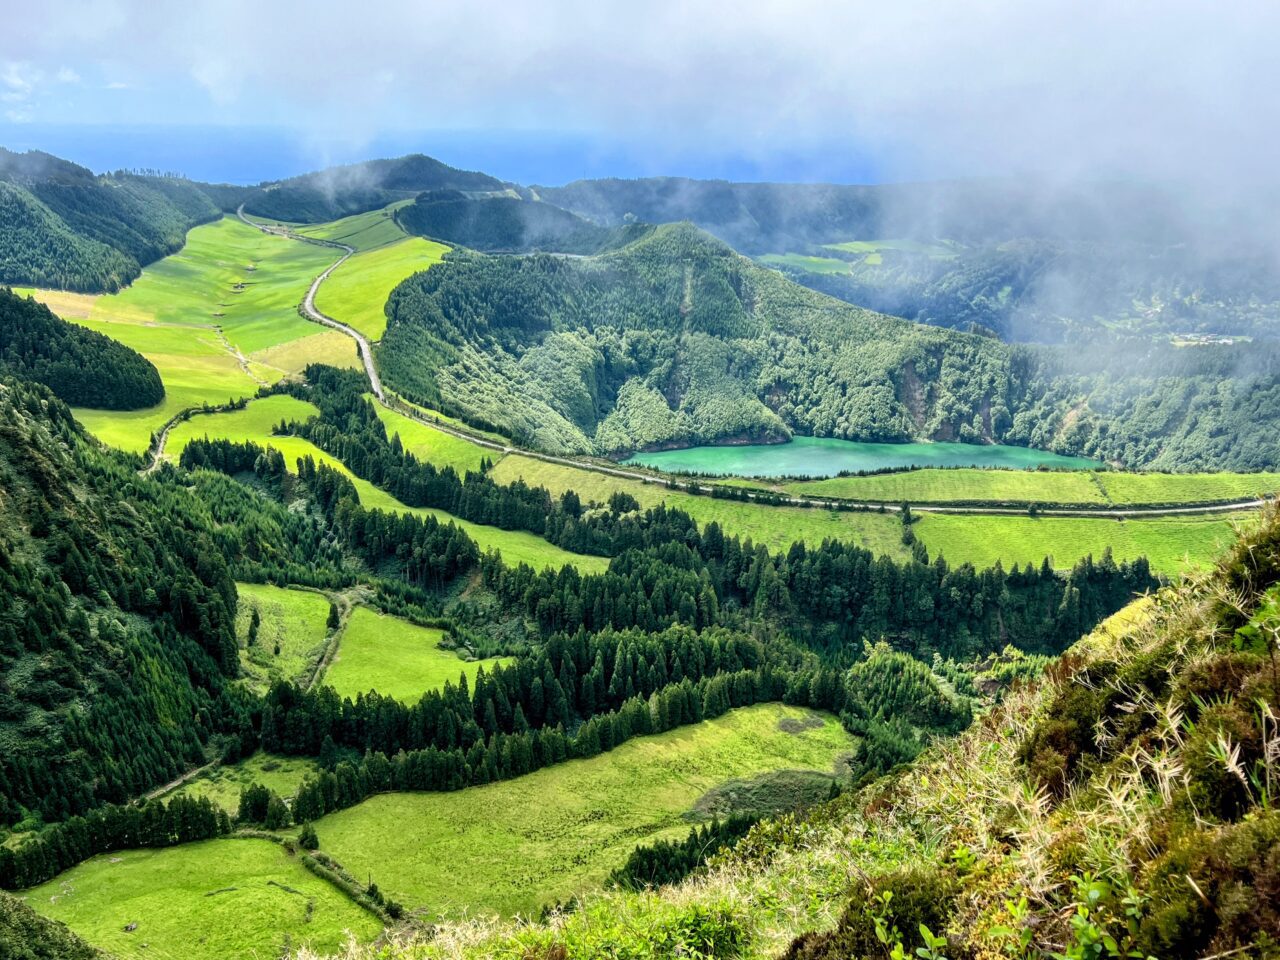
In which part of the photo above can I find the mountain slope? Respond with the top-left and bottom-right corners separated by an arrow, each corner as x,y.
0,148 -> 227,292
398,189 -> 650,253
241,154 -> 507,223
379,222 -> 1014,454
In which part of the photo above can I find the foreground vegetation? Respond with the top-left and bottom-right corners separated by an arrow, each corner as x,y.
298,506 -> 1280,960
313,703 -> 852,917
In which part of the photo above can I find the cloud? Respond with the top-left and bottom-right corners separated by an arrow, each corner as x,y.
55,67 -> 80,84
5,1 -> 1280,185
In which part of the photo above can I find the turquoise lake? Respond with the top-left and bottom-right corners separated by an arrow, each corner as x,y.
621,436 -> 1100,478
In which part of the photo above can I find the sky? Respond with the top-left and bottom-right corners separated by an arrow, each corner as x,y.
3,1 -> 1278,187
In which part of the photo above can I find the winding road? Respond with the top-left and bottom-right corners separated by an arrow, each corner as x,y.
150,208 -> 1267,522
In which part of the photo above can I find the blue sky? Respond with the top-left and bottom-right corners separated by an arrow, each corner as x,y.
4,1 -> 1277,187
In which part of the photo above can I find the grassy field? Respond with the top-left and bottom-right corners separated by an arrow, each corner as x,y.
23,838 -> 381,960
313,703 -> 854,917
758,253 -> 851,274
295,203 -> 411,252
372,400 -> 495,474
170,753 -> 322,813
18,216 -> 351,452
783,468 -> 1280,507
915,511 -> 1249,574
323,606 -> 513,703
314,236 -> 449,340
235,582 -> 332,691
822,238 -> 958,263
489,454 -> 908,558
169,397 -> 607,574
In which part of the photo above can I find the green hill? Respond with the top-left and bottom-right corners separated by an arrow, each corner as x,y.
378,222 -> 1280,469
398,189 -> 649,253
0,148 -> 231,292
240,154 -> 506,223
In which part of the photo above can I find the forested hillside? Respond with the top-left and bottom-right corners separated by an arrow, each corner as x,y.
398,190 -> 648,253
379,222 -> 1280,468
241,154 -> 506,222
540,176 -> 1280,343
0,288 -> 163,409
0,148 -> 228,291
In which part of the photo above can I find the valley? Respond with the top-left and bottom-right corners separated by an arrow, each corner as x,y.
2,140 -> 1278,960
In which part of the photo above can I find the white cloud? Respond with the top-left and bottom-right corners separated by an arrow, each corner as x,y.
55,66 -> 80,83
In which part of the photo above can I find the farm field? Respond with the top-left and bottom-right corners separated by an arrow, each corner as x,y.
313,703 -> 854,917
490,454 -> 907,557
23,838 -> 381,960
782,468 -> 1280,507
758,252 -> 851,274
372,399 -> 495,474
17,216 -> 348,452
235,582 -> 333,691
294,203 -> 412,251
169,397 -> 607,574
915,511 -> 1248,574
322,606 -> 513,702
314,236 -> 449,340
169,753 -> 322,813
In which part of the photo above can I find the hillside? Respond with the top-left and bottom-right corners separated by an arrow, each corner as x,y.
378,222 -> 1015,454
241,154 -> 507,223
540,176 -> 1280,343
378,222 -> 1280,469
397,190 -> 650,253
0,148 -> 230,292
0,288 -> 163,409
301,504 -> 1280,960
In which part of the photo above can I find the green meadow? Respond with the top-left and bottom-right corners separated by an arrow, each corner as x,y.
783,468 -> 1280,507
314,703 -> 854,917
322,606 -> 513,703
314,236 -> 449,341
19,216 -> 351,452
915,511 -> 1248,574
295,203 -> 412,251
170,396 -> 607,574
758,252 -> 852,274
235,582 -> 333,692
372,399 -> 495,474
24,838 -> 381,960
490,454 -> 908,557
170,753 -> 322,813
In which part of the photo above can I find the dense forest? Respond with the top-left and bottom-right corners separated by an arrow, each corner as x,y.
0,148 -> 229,291
398,190 -> 649,253
0,288 -> 163,408
379,222 -> 1280,469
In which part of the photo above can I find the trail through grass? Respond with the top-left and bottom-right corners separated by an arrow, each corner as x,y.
24,838 -> 381,960
323,606 -> 513,703
315,237 -> 449,341
169,753 -> 322,813
314,703 -> 854,917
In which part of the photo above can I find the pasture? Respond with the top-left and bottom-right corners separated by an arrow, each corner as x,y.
783,467 -> 1280,507
24,838 -> 381,960
295,203 -> 412,251
314,236 -> 449,341
758,253 -> 851,275
169,753 -> 322,813
313,703 -> 854,917
21,216 -> 348,452
372,400 -> 495,474
915,511 -> 1249,574
235,582 -> 333,691
322,606 -> 513,703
